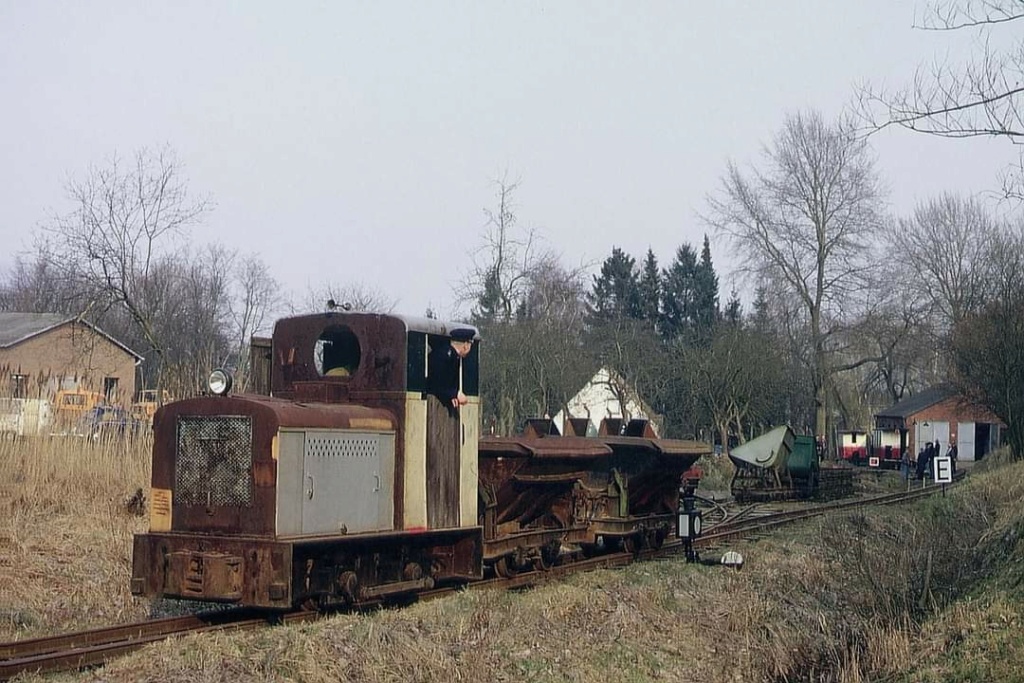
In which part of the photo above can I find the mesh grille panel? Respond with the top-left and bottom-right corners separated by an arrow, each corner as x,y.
176,416 -> 253,507
306,435 -> 381,459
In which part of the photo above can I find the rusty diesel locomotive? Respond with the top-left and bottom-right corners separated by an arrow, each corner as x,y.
130,311 -> 708,609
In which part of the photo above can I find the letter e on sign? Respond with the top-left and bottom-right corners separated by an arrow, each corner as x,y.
934,456 -> 953,484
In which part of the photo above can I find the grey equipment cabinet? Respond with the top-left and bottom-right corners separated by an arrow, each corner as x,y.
276,429 -> 396,536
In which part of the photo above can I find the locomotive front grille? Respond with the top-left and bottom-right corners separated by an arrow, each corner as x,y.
176,416 -> 254,507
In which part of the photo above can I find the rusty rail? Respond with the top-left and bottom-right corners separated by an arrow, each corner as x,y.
0,609 -> 316,681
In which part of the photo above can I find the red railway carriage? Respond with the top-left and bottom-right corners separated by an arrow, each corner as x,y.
131,310 -> 707,609
837,429 -> 903,468
838,430 -> 871,465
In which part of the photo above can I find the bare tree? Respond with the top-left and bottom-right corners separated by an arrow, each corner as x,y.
136,245 -> 233,397
951,222 -> 1024,459
518,254 -> 589,325
888,193 -> 999,329
857,1 -> 1024,196
829,195 -> 998,415
0,251 -> 87,314
683,321 -> 784,451
705,110 -> 886,442
292,281 -> 397,315
854,297 -> 937,405
462,176 -> 553,323
480,314 -> 594,436
228,254 -> 281,391
39,148 -> 210,382
476,259 -> 591,435
176,244 -> 233,393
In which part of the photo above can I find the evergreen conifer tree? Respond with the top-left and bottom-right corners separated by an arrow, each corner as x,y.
588,247 -> 641,321
637,248 -> 661,324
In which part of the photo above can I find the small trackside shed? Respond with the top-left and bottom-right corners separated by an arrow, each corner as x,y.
874,385 -> 1004,462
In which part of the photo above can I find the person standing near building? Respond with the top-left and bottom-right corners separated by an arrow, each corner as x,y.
916,444 -> 929,480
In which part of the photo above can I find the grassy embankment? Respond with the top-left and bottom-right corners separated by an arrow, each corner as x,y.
2,437 -> 1024,682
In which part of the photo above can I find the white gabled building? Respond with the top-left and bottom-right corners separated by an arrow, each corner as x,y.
553,367 -> 661,437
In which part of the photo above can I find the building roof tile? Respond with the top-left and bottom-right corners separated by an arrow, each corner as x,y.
875,385 -> 954,419
0,312 -> 143,360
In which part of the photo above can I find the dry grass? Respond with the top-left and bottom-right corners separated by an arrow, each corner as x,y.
3,439 -> 1024,682
0,434 -> 152,640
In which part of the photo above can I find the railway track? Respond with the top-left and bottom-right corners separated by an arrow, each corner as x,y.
695,473 -> 965,552
0,475 -> 961,680
0,609 -> 318,681
0,551 -> 639,681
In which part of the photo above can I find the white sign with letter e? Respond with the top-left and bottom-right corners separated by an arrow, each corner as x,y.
934,456 -> 953,484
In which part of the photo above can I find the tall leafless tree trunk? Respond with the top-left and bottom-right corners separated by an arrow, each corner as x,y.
705,111 -> 885,445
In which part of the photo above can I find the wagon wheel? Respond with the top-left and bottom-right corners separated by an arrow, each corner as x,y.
604,536 -> 623,554
621,535 -> 639,555
495,555 -> 518,578
534,540 -> 561,571
299,596 -> 323,612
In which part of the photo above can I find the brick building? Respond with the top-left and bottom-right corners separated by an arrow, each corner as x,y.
874,385 -> 1004,462
0,313 -> 142,404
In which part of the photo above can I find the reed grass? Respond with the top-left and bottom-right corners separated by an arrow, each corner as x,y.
0,434 -> 152,641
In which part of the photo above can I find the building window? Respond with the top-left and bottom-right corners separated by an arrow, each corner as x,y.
103,377 -> 119,403
11,374 -> 28,399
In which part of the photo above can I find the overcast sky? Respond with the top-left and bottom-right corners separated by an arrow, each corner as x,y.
1,1 -> 1017,320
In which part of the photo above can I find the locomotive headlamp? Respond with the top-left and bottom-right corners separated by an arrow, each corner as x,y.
208,368 -> 233,396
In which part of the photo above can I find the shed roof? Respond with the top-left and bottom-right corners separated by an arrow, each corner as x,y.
875,385 -> 954,419
0,312 -> 143,361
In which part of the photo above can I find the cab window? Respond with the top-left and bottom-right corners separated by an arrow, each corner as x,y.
315,325 -> 361,378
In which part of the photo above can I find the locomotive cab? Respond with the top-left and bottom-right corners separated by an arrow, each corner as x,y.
268,312 -> 482,533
